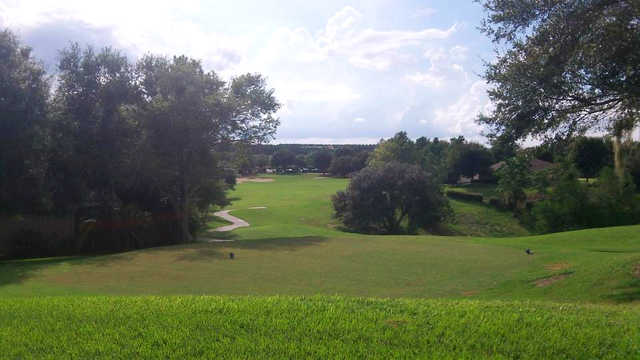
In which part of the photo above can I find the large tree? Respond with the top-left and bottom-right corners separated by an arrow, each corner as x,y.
569,136 -> 612,181
0,30 -> 50,214
137,56 -> 279,242
368,131 -> 418,167
477,0 -> 640,177
332,163 -> 450,234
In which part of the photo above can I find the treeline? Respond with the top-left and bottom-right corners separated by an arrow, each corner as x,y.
0,29 -> 279,258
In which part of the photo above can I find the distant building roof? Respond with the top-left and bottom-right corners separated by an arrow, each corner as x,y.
490,158 -> 555,172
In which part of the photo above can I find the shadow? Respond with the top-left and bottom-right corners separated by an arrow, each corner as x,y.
0,235 -> 328,287
607,278 -> 640,303
589,249 -> 640,253
174,236 -> 328,262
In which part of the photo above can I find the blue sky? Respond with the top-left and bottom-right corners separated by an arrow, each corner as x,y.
0,0 -> 496,144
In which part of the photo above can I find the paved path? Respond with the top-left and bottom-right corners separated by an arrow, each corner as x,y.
210,210 -> 250,232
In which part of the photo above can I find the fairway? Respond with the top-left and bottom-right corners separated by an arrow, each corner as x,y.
2,175 -> 639,303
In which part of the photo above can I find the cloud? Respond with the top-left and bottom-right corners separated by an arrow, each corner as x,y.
432,81 -> 493,141
317,7 -> 457,70
353,117 -> 366,123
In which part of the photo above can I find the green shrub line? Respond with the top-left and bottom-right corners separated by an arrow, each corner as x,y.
445,190 -> 484,203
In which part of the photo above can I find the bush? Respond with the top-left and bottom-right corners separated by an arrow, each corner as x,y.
445,190 -> 484,202
532,166 -> 640,233
332,163 -> 450,234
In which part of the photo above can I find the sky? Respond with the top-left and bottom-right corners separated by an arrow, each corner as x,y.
0,0 -> 497,144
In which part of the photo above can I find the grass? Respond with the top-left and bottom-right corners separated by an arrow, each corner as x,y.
2,174 -> 640,358
1,296 -> 638,359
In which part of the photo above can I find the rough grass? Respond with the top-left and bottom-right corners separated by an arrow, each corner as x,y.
1,296 -> 638,359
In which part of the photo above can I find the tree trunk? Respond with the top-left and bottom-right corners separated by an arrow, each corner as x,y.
613,134 -> 624,180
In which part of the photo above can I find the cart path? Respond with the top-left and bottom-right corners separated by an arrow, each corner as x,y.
210,210 -> 250,232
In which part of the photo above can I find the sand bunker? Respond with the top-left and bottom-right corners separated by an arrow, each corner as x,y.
534,274 -> 571,287
248,206 -> 267,209
545,263 -> 571,271
237,177 -> 274,184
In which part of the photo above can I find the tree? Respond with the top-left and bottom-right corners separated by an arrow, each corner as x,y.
496,155 -> 531,210
311,150 -> 333,172
368,131 -> 418,167
328,156 -> 355,177
138,56 -> 279,242
569,137 -> 612,181
447,142 -> 494,181
332,163 -> 450,234
477,0 -> 640,178
271,149 -> 295,170
0,29 -> 50,214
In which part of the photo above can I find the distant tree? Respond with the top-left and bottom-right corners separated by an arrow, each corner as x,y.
569,137 -> 612,181
495,155 -> 531,210
448,142 -> 494,181
311,150 -> 333,172
368,131 -> 418,167
328,156 -> 354,177
477,0 -> 640,178
271,149 -> 295,169
253,154 -> 270,172
294,154 -> 307,169
332,163 -> 450,234
0,29 -> 50,214
626,142 -> 640,187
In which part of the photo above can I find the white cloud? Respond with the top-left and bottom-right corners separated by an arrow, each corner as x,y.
354,117 -> 366,123
405,72 -> 446,88
432,81 -> 493,140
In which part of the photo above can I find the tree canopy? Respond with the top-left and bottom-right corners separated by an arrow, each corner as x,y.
477,0 -> 640,173
332,163 -> 450,234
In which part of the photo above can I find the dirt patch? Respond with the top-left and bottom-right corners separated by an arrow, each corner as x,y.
633,264 -> 640,279
384,319 -> 408,328
534,273 -> 571,287
461,290 -> 478,297
314,176 -> 329,180
545,263 -> 571,271
237,177 -> 274,184
248,206 -> 267,209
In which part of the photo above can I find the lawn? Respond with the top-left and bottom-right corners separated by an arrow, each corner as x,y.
1,296 -> 638,359
1,174 -> 640,358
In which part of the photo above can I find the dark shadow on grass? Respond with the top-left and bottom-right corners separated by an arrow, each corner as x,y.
607,278 -> 640,303
175,236 -> 328,261
589,249 -> 640,253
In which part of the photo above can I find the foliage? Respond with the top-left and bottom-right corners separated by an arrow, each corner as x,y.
368,131 -> 418,167
532,165 -> 640,233
569,137 -> 612,180
328,153 -> 368,177
332,163 -> 450,234
477,0 -> 640,177
0,30 -> 50,214
311,150 -> 333,172
495,155 -> 531,210
447,142 -> 494,182
445,190 -> 483,203
271,149 -> 296,169
0,29 -> 280,257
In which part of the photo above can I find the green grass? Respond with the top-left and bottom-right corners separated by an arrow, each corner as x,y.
443,199 -> 530,237
2,174 -> 640,358
1,296 -> 638,359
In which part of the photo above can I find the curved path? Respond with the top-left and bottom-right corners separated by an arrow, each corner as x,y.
210,210 -> 249,232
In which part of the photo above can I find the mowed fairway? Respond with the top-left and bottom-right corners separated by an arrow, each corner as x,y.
1,174 -> 639,303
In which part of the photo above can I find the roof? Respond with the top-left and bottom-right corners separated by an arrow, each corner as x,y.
490,158 -> 555,172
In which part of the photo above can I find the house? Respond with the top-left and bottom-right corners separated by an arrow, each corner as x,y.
490,158 -> 555,173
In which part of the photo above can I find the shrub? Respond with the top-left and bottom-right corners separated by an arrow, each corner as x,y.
445,190 -> 484,202
332,163 -> 450,234
532,166 -> 640,233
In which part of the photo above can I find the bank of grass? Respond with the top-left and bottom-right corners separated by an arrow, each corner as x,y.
1,296 -> 638,359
